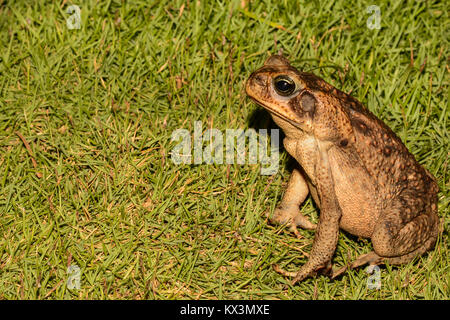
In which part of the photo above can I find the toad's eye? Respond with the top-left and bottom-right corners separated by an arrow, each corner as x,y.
273,75 -> 296,96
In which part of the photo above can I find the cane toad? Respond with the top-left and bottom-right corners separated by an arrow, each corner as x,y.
245,55 -> 439,283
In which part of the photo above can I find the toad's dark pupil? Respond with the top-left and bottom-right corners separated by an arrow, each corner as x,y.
274,76 -> 295,96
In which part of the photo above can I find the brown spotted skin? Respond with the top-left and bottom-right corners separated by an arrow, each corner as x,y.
245,55 -> 439,283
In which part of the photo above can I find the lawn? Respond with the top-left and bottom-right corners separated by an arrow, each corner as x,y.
0,0 -> 448,299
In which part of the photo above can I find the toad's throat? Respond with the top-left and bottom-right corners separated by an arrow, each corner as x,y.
249,96 -> 303,130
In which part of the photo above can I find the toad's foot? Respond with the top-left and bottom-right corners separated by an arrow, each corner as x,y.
267,168 -> 316,237
268,204 -> 317,238
331,251 -> 382,279
273,261 -> 332,283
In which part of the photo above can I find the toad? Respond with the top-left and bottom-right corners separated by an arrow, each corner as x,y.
245,55 -> 439,283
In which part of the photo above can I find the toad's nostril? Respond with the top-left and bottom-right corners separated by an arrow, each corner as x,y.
252,74 -> 265,86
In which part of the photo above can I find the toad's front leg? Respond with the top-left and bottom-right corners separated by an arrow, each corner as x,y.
275,154 -> 342,284
268,167 -> 317,236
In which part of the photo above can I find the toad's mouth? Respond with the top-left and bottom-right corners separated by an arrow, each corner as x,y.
248,96 -> 303,130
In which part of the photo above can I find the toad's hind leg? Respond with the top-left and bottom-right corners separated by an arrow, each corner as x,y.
332,207 -> 439,278
371,207 -> 439,262
331,245 -> 436,279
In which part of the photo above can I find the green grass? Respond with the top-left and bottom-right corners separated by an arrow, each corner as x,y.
0,0 -> 448,299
